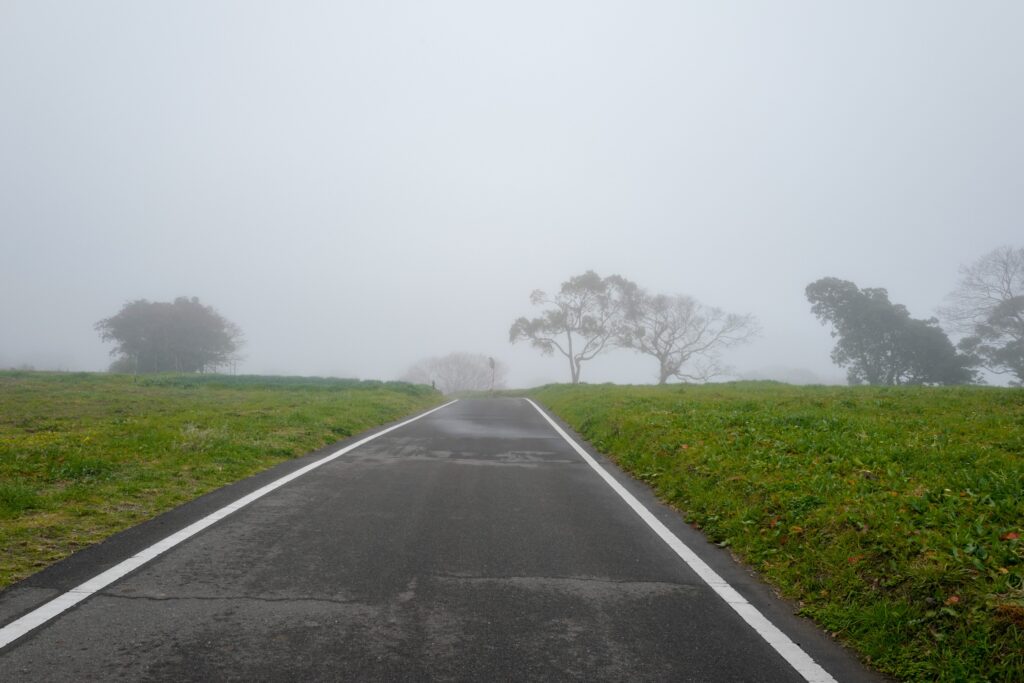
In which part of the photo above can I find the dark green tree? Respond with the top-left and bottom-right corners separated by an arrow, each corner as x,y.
96,297 -> 243,373
509,271 -> 636,384
806,277 -> 975,385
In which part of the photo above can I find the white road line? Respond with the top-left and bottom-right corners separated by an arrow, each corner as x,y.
0,399 -> 458,650
525,398 -> 838,683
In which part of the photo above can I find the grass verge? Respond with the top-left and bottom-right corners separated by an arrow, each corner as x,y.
532,382 -> 1023,682
0,371 -> 443,589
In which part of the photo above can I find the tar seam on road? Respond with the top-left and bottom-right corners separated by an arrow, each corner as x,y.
0,399 -> 459,651
524,398 -> 838,683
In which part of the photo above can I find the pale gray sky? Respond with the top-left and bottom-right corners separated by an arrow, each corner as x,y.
2,1 -> 1022,386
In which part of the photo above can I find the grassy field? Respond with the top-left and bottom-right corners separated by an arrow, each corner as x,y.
0,371 -> 443,589
4,373 -> 1021,678
532,383 -> 1023,682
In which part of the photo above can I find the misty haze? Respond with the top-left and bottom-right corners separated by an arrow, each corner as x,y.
3,3 -> 1021,387
3,4 -> 1024,681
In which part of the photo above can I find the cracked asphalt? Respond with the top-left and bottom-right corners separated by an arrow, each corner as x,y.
0,399 -> 881,681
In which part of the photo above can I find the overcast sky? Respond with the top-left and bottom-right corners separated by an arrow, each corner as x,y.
2,2 -> 1022,386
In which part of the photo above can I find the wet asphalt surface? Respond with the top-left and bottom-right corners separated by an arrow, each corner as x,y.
0,398 -> 881,681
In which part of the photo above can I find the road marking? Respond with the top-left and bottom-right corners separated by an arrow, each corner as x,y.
0,399 -> 458,651
525,399 -> 837,683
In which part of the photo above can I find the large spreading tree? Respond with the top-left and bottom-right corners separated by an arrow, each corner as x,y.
619,291 -> 757,384
509,271 -> 636,384
806,277 -> 974,385
940,246 -> 1024,384
96,297 -> 243,373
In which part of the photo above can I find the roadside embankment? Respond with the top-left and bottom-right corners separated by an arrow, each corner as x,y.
532,382 -> 1023,681
0,371 -> 443,588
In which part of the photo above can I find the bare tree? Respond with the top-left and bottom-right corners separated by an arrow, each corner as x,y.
402,352 -> 507,395
940,246 -> 1024,331
940,246 -> 1024,383
509,271 -> 636,384
621,292 -> 758,384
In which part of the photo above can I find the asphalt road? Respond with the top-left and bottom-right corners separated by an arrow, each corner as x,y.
0,398 -> 882,681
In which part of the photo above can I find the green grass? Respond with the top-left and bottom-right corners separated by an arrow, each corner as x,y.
0,371 -> 443,588
531,382 -> 1024,682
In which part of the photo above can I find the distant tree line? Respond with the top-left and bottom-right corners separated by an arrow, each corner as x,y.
92,247 -> 1020,388
807,245 -> 1024,386
509,271 -> 757,384
512,247 -> 1022,388
96,297 -> 242,374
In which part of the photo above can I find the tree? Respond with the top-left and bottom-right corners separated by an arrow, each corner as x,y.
509,271 -> 636,384
620,291 -> 757,384
401,352 -> 507,394
96,297 -> 243,373
806,277 -> 975,386
957,296 -> 1024,385
940,246 -> 1024,384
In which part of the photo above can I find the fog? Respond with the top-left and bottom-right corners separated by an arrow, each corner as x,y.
3,2 -> 1022,387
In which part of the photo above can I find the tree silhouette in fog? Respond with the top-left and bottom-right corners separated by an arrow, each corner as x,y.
806,278 -> 974,386
509,271 -> 636,384
941,246 -> 1024,385
620,291 -> 758,384
402,353 -> 507,394
96,297 -> 243,373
